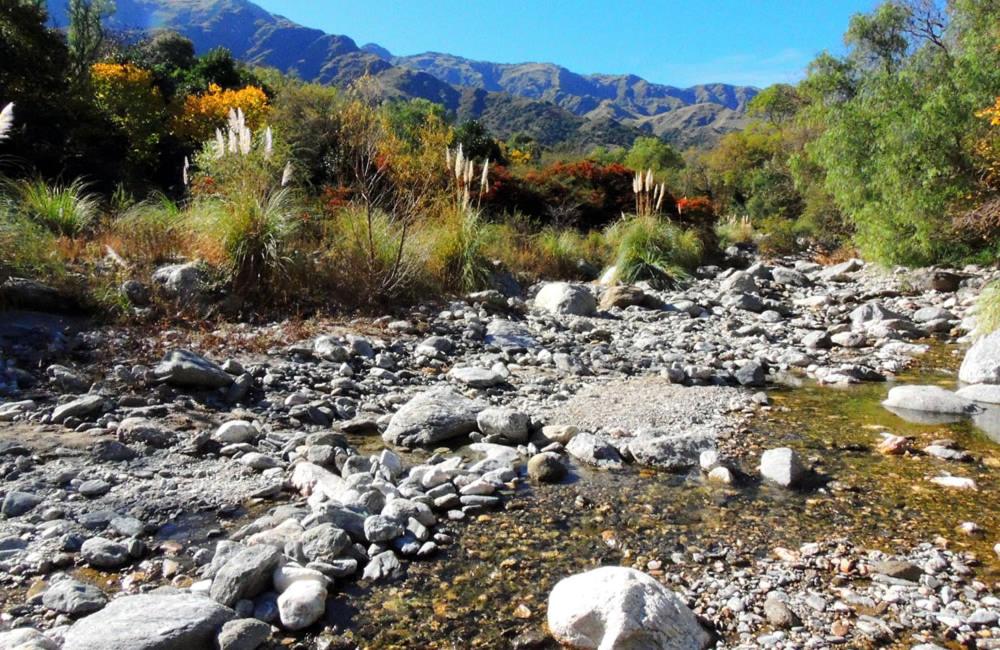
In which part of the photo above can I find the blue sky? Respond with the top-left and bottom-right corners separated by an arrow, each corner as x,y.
254,0 -> 879,88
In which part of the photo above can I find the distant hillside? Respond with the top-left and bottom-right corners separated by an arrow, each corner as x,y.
46,0 -> 756,150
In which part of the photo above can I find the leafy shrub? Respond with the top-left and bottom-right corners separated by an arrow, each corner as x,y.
607,215 -> 703,288
9,178 -> 99,236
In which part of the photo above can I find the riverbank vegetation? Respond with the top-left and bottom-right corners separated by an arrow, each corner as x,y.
0,0 -> 998,317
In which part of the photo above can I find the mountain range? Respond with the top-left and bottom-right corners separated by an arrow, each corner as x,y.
47,0 -> 758,150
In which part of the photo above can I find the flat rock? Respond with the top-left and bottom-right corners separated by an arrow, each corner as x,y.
381,388 -> 483,448
61,592 -> 235,650
153,350 -> 233,389
882,386 -> 976,414
42,579 -> 107,616
52,395 -> 105,424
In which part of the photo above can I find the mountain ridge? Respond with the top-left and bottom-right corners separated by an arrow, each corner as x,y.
46,0 -> 756,149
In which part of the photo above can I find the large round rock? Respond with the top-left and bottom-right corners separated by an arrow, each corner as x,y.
547,566 -> 710,649
960,330 -> 1000,385
534,282 -> 597,316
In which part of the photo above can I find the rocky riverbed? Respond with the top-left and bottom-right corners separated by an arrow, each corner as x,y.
0,255 -> 998,649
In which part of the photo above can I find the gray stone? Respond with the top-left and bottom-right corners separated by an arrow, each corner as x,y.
78,480 -> 111,498
61,592 -> 234,650
0,629 -> 58,650
42,578 -> 107,616
152,350 -> 233,389
882,386 -> 976,414
485,320 -> 538,351
447,367 -> 505,389
300,523 -> 350,563
152,262 -> 206,302
80,537 -> 129,569
2,491 -> 42,517
763,595 -> 800,629
362,550 -> 405,582
381,388 -> 483,447
216,618 -> 271,650
214,420 -> 257,444
534,282 -> 597,316
957,384 -> 1000,404
210,545 -> 282,607
734,360 -> 766,387
116,418 -> 175,448
547,567 -> 709,650
960,330 -> 1000,385
850,302 -> 906,330
364,515 -> 405,543
476,408 -> 530,442
566,433 -> 624,469
759,447 -> 805,488
628,431 -> 714,471
52,395 -> 105,424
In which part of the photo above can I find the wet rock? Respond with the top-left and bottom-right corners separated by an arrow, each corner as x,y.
153,350 -> 233,389
882,386 -> 976,414
628,431 -> 714,471
363,550 -> 405,582
960,331 -> 1000,385
759,447 -> 805,488
871,560 -> 921,582
527,453 -> 565,483
956,384 -> 1000,404
42,578 -> 107,616
210,545 -> 283,607
61,592 -> 234,650
566,433 -> 624,469
534,282 -> 597,316
547,566 -> 710,650
381,388 -> 483,448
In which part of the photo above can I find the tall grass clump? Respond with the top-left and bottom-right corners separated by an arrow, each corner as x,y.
113,194 -> 186,264
8,178 -> 99,236
188,110 -> 298,295
0,196 -> 62,285
975,281 -> 1000,336
607,214 -> 703,288
419,206 -> 500,293
716,215 -> 754,247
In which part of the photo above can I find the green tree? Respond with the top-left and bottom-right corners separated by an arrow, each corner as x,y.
384,99 -> 447,152
747,84 -> 803,125
624,136 -> 683,174
452,120 -> 503,162
67,0 -> 115,83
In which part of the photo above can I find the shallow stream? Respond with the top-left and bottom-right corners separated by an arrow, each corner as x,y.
333,343 -> 1000,648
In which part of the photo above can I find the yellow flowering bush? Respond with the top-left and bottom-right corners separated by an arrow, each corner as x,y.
91,62 -> 166,166
173,83 -> 270,144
